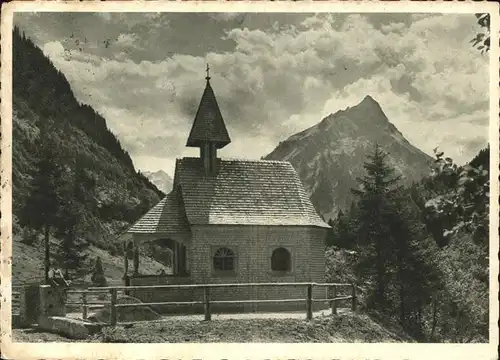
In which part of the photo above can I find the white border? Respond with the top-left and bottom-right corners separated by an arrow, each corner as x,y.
1,1 -> 499,359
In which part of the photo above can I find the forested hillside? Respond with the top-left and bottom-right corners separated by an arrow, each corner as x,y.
12,27 -> 165,282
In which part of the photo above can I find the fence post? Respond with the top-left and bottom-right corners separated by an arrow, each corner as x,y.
110,288 -> 117,326
306,284 -> 313,320
332,285 -> 337,315
203,286 -> 211,321
351,283 -> 357,312
82,292 -> 88,320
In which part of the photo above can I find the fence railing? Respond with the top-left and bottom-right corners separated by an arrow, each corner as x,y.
12,288 -> 21,315
66,282 -> 357,326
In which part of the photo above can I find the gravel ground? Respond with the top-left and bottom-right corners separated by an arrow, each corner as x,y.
12,311 -> 413,343
66,308 -> 349,322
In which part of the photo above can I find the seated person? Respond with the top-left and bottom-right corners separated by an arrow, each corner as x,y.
48,268 -> 70,288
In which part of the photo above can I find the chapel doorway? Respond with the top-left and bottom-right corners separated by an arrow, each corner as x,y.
149,238 -> 188,276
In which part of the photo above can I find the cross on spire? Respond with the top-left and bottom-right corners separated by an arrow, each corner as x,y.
205,63 -> 211,81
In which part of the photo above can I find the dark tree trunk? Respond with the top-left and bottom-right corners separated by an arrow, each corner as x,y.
44,225 -> 50,284
431,294 -> 438,341
123,242 -> 129,278
375,239 -> 386,308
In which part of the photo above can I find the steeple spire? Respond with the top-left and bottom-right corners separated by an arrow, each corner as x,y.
205,63 -> 211,81
186,67 -> 231,175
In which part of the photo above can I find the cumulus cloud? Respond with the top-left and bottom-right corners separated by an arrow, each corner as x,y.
115,33 -> 141,48
208,13 -> 242,22
27,12 -> 490,175
42,41 -> 65,58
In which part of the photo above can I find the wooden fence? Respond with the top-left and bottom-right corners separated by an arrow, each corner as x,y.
12,287 -> 21,315
66,282 -> 357,326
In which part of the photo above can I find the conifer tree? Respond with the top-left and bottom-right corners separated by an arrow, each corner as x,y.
18,124 -> 64,284
91,256 -> 107,287
350,143 -> 402,310
54,158 -> 96,278
351,144 -> 443,339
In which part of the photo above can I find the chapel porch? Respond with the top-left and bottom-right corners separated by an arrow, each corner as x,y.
121,232 -> 191,280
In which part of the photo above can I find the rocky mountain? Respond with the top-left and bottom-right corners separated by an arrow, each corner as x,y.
265,95 -> 434,220
143,170 -> 173,194
12,28 -> 165,283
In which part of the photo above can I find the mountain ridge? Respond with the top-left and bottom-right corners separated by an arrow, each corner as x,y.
143,169 -> 173,194
265,96 -> 434,220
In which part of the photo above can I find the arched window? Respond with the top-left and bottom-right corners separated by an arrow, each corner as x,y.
213,247 -> 235,271
271,247 -> 291,271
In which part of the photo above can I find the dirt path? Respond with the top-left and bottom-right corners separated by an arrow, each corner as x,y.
66,308 -> 351,323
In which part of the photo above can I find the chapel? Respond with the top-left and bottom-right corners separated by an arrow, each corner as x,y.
123,68 -> 330,312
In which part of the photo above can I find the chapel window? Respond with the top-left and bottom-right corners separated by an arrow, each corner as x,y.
213,247 -> 235,271
271,247 -> 291,272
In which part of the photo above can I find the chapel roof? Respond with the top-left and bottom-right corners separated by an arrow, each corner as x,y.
186,78 -> 231,149
128,188 -> 190,234
128,157 -> 330,233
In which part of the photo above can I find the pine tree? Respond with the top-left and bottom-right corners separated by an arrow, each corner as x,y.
351,144 -> 443,339
389,198 -> 441,340
350,144 -> 402,310
54,158 -> 96,278
18,124 -> 65,284
327,210 -> 355,249
91,256 -> 107,287
53,193 -> 88,279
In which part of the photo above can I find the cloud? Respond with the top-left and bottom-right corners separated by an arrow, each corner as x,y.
115,33 -> 141,48
42,41 -> 64,58
31,13 -> 489,173
97,13 -> 112,21
380,22 -> 406,33
208,13 -> 242,22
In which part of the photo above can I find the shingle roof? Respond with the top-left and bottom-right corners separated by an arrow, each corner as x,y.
128,158 -> 330,234
186,80 -> 231,149
127,188 -> 190,234
174,157 -> 330,228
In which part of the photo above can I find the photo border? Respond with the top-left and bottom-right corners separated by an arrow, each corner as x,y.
1,1 -> 499,359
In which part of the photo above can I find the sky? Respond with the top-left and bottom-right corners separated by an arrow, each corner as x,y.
14,12 -> 490,176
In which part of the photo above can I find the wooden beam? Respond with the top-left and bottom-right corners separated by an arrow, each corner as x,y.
306,284 -> 313,320
203,287 -> 211,321
110,288 -> 117,326
133,243 -> 139,275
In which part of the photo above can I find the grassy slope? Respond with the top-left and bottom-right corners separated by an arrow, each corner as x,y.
12,233 -> 166,286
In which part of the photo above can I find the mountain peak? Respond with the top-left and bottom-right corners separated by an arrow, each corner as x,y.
265,97 -> 433,219
361,95 -> 377,104
356,95 -> 383,112
143,169 -> 173,194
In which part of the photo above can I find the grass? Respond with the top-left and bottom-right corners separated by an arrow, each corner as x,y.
11,234 -> 166,287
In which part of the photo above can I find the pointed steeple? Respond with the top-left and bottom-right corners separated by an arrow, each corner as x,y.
187,66 -> 231,175
186,65 -> 231,149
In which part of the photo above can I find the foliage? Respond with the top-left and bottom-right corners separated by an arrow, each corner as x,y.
18,122 -> 66,282
327,143 -> 490,342
423,147 -> 489,246
419,147 -> 489,342
349,144 -> 403,311
12,27 -> 165,280
91,257 -> 108,287
18,124 -> 64,232
326,210 -> 356,249
53,159 -> 99,278
471,13 -> 491,54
